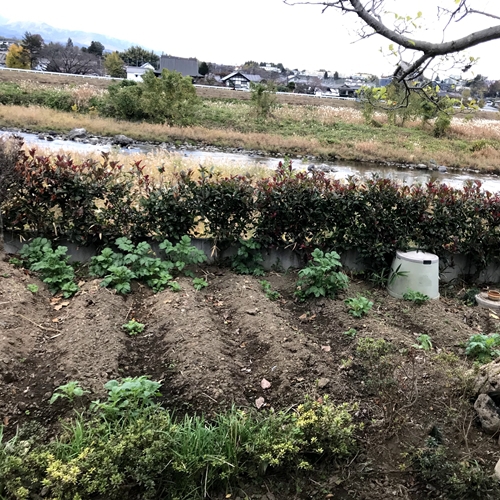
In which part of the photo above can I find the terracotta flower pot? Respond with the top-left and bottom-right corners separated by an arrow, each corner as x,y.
488,290 -> 500,301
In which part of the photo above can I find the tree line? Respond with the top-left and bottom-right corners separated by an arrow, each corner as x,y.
4,32 -> 162,78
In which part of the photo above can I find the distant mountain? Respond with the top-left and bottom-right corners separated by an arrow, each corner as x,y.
0,20 -> 140,52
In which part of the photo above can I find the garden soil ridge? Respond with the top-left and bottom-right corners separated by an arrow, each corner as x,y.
1,249 -> 499,499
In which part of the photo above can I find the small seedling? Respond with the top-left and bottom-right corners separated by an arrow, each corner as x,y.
259,280 -> 281,301
49,381 -> 89,404
343,328 -> 357,337
413,334 -> 433,351
168,281 -> 181,292
403,290 -> 430,305
192,277 -> 208,291
122,319 -> 145,336
345,295 -> 373,317
26,284 -> 39,293
8,258 -> 22,267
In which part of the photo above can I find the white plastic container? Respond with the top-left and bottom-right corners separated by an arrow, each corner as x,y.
387,250 -> 439,299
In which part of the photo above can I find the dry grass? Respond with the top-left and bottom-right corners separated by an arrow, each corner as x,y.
0,105 -> 322,154
21,143 -> 273,182
0,69 -> 116,89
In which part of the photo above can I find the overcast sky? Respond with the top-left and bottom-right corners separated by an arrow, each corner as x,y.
3,0 -> 500,78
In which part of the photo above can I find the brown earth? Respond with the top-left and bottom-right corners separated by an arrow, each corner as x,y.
0,250 -> 499,499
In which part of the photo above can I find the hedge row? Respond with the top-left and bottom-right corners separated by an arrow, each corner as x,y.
2,144 -> 500,274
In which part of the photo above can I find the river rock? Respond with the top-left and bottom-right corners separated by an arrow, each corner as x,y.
494,458 -> 500,480
112,134 -> 134,146
474,358 -> 500,394
67,128 -> 87,140
438,165 -> 447,172
474,393 -> 500,433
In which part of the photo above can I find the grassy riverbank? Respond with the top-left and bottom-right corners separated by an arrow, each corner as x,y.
1,72 -> 500,171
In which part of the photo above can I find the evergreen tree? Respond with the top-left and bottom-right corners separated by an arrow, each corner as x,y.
120,46 -> 159,68
21,32 -> 44,69
198,61 -> 209,76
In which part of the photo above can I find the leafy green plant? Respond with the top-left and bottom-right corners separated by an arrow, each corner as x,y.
259,280 -> 281,301
26,284 -> 38,293
403,290 -> 430,305
90,236 -> 205,294
159,235 -> 207,277
232,238 -> 265,276
19,238 -> 79,297
192,277 -> 208,291
370,264 -> 408,288
413,334 -> 433,351
343,328 -> 357,337
91,376 -> 162,420
122,320 -> 145,336
461,287 -> 480,306
295,248 -> 349,301
100,265 -> 136,294
49,381 -> 89,404
465,333 -> 500,363
345,294 -> 373,317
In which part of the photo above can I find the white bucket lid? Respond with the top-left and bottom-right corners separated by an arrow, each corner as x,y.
395,250 -> 439,264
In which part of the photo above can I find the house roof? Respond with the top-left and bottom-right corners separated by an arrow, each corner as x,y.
221,71 -> 262,83
159,55 -> 200,77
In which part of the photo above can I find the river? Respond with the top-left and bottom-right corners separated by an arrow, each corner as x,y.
3,130 -> 500,192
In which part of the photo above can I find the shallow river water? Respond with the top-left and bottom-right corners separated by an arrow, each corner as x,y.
4,130 -> 500,192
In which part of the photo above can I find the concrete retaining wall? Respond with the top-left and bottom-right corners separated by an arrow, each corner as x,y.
4,234 -> 500,284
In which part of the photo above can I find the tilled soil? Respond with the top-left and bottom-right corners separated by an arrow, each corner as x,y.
0,252 -> 499,499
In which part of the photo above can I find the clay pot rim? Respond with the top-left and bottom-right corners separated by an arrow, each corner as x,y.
488,289 -> 500,301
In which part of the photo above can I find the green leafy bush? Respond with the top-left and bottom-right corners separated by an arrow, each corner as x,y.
91,376 -> 162,420
90,236 -> 206,294
19,238 -> 79,297
465,333 -> 500,363
295,248 -> 349,301
100,69 -> 199,125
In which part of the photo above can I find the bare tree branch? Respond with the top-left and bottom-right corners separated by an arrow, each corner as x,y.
284,0 -> 500,81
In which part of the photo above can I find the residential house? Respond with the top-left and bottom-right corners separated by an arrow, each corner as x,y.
159,55 -> 200,78
221,71 -> 262,90
328,82 -> 365,98
126,62 -> 155,82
